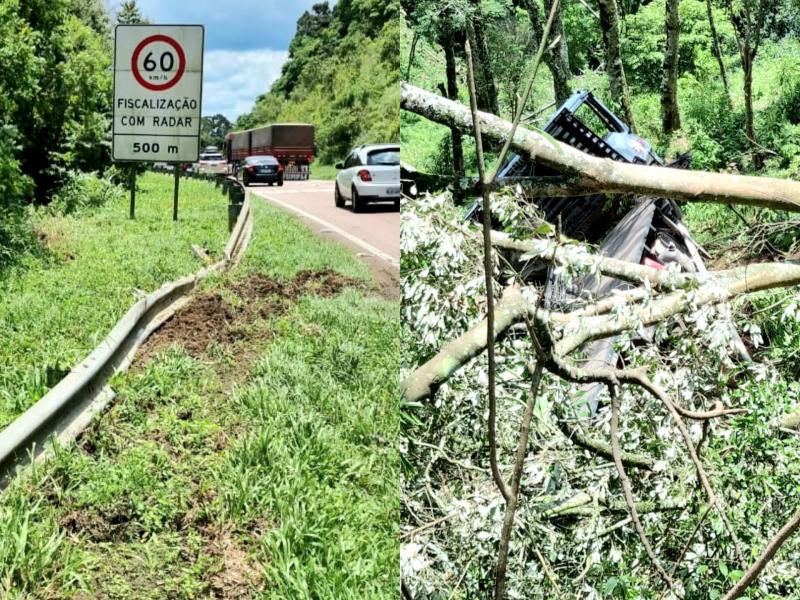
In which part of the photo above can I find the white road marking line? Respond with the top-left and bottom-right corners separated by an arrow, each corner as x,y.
256,192 -> 399,267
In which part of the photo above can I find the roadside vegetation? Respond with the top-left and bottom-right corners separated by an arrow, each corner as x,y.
236,0 -> 401,170
0,199 -> 399,599
401,0 -> 800,598
0,173 -> 228,428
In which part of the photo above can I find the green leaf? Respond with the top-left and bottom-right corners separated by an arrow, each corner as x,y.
602,577 -> 619,595
719,560 -> 729,578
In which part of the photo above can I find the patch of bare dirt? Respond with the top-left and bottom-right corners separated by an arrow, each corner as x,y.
200,523 -> 264,598
60,507 -> 134,543
136,269 -> 362,364
138,294 -> 238,363
230,268 -> 363,302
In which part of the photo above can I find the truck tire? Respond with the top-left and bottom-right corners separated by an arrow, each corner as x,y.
352,186 -> 364,213
278,177 -> 284,187
335,183 -> 344,207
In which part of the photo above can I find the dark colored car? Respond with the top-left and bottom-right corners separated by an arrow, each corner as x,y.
241,155 -> 284,187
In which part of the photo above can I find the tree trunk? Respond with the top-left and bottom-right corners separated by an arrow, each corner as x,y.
405,32 -> 418,81
661,0 -> 681,133
468,0 -> 500,114
400,83 -> 800,212
443,42 -> 465,176
597,0 -> 637,132
520,0 -> 572,105
743,45 -> 757,159
706,0 -> 733,109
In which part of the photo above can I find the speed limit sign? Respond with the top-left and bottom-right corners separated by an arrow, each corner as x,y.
113,25 -> 204,162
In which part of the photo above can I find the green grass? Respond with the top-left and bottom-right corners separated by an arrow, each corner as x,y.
0,199 -> 399,599
309,163 -> 339,180
0,173 -> 229,428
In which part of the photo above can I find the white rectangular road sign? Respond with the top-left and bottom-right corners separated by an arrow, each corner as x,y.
113,25 -> 204,162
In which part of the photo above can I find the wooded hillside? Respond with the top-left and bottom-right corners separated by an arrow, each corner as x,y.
235,0 -> 401,164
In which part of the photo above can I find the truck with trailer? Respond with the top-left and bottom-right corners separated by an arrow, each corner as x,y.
225,123 -> 315,180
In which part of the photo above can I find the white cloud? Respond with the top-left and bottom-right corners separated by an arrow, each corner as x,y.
201,49 -> 288,121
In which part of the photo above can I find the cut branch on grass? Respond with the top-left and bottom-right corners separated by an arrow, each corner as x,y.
608,384 -> 677,594
722,508 -> 800,600
400,83 -> 800,213
555,415 -> 654,470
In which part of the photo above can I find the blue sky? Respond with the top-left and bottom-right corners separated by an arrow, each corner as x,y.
107,0 -> 323,120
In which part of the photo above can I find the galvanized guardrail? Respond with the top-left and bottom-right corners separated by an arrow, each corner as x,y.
0,180 -> 252,487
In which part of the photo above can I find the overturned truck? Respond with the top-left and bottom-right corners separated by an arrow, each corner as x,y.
423,90 -> 749,414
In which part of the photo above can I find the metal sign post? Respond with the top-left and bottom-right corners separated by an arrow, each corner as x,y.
112,25 -> 204,219
129,168 -> 136,219
173,166 -> 180,221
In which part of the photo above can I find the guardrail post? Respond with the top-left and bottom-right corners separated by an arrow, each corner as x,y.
228,178 -> 245,232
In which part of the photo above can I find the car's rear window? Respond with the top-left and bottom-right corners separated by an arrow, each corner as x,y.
202,154 -> 223,161
367,149 -> 399,166
246,156 -> 278,165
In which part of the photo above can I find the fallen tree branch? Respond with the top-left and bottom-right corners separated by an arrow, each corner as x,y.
556,417 -> 654,469
492,230 -> 693,291
403,254 -> 800,402
401,285 -> 530,403
400,82 -> 800,213
548,357 -> 747,567
722,508 -> 800,600
465,33 -> 510,505
608,384 -> 678,594
539,491 -> 685,518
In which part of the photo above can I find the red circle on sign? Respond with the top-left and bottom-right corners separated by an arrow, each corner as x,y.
131,34 -> 186,92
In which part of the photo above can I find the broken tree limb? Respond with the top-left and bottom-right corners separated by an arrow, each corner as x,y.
401,83 -> 800,213
722,508 -> 800,600
608,384 -> 678,594
556,417 -> 654,470
401,286 -> 531,403
491,230 -> 693,291
539,491 -> 685,518
548,358 -> 747,569
403,258 -> 800,403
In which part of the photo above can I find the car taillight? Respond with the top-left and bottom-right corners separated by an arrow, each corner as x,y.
246,165 -> 255,173
277,164 -> 284,173
357,169 -> 372,182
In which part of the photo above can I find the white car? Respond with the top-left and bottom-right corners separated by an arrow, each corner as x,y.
196,152 -> 228,175
334,144 -> 400,212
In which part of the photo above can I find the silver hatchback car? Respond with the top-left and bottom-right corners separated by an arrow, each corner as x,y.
334,144 -> 400,212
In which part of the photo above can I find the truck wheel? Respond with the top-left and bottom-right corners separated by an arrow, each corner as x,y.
352,186 -> 364,213
243,176 -> 250,187
278,177 -> 284,187
335,183 -> 344,207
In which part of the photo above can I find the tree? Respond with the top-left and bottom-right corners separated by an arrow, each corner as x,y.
597,0 -> 637,131
660,0 -> 682,133
200,114 -> 233,150
467,0 -> 500,114
517,0 -> 572,105
115,0 -> 147,25
442,43 -> 465,176
706,0 -> 733,109
726,0 -> 772,166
